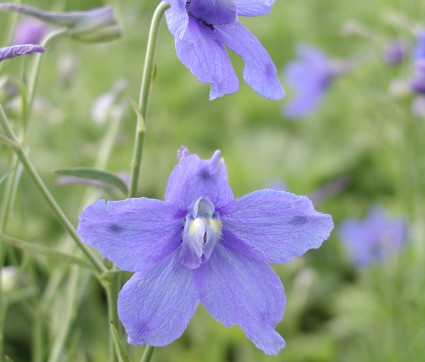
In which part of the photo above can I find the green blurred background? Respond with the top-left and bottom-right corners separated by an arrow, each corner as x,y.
1,0 -> 425,361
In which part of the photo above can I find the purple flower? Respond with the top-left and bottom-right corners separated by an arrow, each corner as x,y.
283,44 -> 335,119
382,39 -> 407,65
12,18 -> 48,45
164,0 -> 284,100
77,148 -> 333,354
413,31 -> 425,60
339,206 -> 407,267
0,44 -> 44,62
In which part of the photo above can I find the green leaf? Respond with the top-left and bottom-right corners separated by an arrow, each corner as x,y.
53,167 -> 128,195
128,97 -> 145,133
0,233 -> 95,271
111,321 -> 131,362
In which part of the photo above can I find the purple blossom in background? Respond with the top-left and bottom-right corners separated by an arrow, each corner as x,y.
413,31 -> 425,60
164,0 -> 284,100
0,44 -> 44,62
283,44 -> 336,119
12,18 -> 48,45
382,39 -> 407,65
77,147 -> 333,354
339,206 -> 407,267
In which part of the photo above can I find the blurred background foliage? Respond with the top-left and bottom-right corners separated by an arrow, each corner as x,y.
1,0 -> 425,361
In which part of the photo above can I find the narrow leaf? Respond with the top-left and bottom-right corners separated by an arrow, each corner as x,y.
53,167 -> 128,196
1,233 -> 95,271
128,97 -> 145,133
111,322 -> 131,362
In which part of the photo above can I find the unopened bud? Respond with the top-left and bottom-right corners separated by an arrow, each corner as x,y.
0,3 -> 121,43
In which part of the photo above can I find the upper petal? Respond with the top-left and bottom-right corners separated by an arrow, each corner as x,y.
173,15 -> 239,99
165,150 -> 234,210
195,243 -> 286,354
77,198 -> 184,272
118,247 -> 199,346
214,21 -> 284,100
165,0 -> 190,40
220,190 -> 334,263
236,0 -> 275,17
189,0 -> 237,25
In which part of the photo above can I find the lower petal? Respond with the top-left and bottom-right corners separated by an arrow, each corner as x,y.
174,16 -> 239,100
195,243 -> 286,354
118,247 -> 199,346
215,21 -> 284,100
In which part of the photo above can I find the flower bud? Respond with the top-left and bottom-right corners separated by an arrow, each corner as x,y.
0,3 -> 121,43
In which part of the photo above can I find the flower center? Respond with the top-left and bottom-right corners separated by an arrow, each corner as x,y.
186,0 -> 237,28
181,197 -> 222,269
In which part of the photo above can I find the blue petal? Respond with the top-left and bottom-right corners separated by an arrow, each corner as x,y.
189,0 -> 237,25
173,15 -> 239,99
195,243 -> 286,354
214,21 -> 284,100
165,150 -> 234,210
236,0 -> 275,17
220,190 -> 334,263
118,247 -> 199,346
77,198 -> 184,272
165,0 -> 190,40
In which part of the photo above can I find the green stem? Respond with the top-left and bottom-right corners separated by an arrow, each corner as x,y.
141,345 -> 155,362
104,281 -> 119,362
0,105 -> 107,275
129,1 -> 170,198
26,27 -> 67,126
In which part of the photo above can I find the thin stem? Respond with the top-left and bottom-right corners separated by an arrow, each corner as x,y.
26,27 -> 67,124
104,281 -> 119,362
129,1 -> 170,197
0,105 -> 107,274
141,345 -> 155,362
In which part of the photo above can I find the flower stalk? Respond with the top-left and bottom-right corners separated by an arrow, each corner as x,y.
129,1 -> 170,197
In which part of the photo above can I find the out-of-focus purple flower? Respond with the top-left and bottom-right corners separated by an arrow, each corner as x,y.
12,18 -> 48,45
91,79 -> 128,124
410,59 -> 425,93
164,0 -> 284,100
77,147 -> 333,354
413,31 -> 425,60
382,39 -> 407,65
339,206 -> 407,267
0,44 -> 44,62
267,179 -> 289,192
282,44 -> 348,119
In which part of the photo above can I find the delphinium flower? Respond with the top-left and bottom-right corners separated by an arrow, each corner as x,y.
12,18 -> 48,45
0,44 -> 44,62
164,0 -> 284,100
77,147 -> 333,354
282,44 -> 351,119
339,206 -> 407,267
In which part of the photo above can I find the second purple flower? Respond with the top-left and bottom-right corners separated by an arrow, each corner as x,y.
164,0 -> 285,100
